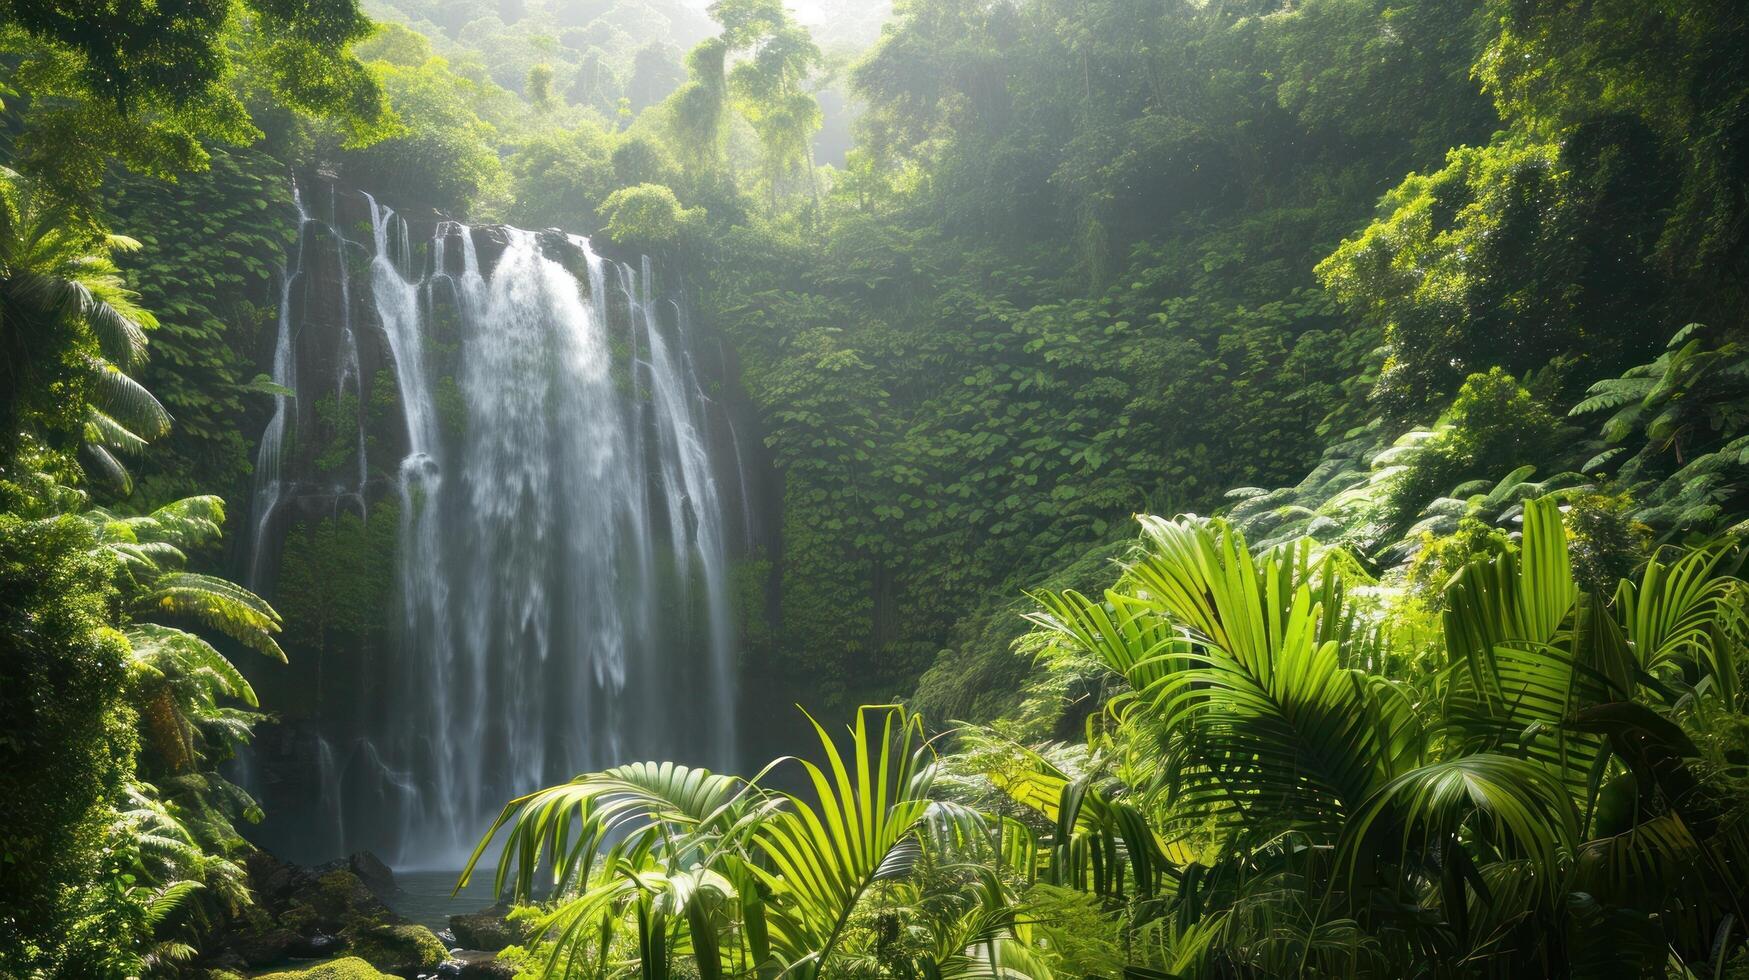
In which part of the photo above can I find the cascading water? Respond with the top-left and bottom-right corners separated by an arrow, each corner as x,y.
246,186 -> 746,866
246,186 -> 309,590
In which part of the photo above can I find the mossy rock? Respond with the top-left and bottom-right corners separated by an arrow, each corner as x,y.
254,957 -> 395,979
277,869 -> 387,935
339,921 -> 448,975
316,870 -> 380,914
448,904 -> 524,952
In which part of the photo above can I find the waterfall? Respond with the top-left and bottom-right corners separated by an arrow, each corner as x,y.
246,186 -> 310,589
247,189 -> 743,866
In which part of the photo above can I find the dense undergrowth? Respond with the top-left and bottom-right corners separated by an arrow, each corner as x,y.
472,497 -> 1749,977
2,0 -> 1749,975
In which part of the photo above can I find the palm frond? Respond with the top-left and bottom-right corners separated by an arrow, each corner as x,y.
1338,754 -> 1580,919
126,623 -> 258,707
137,572 -> 285,661
752,705 -> 937,976
1615,545 -> 1744,706
463,760 -> 752,900
87,357 -> 170,438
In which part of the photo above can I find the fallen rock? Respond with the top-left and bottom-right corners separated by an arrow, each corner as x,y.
254,956 -> 396,979
447,903 -> 521,952
202,851 -> 427,976
341,920 -> 449,977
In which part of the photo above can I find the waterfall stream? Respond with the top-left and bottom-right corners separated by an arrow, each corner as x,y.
245,186 -> 308,589
247,187 -> 744,866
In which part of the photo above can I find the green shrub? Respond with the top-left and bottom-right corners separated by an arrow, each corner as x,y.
0,512 -> 138,975
600,183 -> 702,248
1385,369 -> 1568,534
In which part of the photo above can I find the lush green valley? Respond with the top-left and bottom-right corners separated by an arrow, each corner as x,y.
2,0 -> 1749,976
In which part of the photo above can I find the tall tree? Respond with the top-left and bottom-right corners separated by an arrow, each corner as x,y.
0,0 -> 386,200
710,0 -> 823,207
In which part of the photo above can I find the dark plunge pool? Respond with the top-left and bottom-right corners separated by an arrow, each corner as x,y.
383,868 -> 512,933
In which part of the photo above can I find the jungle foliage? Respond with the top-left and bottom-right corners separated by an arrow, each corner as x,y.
4,0 -> 1749,975
470,499 -> 1749,977
0,207 -> 291,975
0,1 -> 354,972
635,0 -> 1749,716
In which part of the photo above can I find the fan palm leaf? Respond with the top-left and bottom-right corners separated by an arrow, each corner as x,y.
1336,753 -> 1580,945
462,760 -> 761,980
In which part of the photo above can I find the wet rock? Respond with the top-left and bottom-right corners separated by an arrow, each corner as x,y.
437,951 -> 518,980
207,851 -> 423,974
244,850 -> 392,932
288,932 -> 345,958
341,921 -> 449,977
254,956 -> 397,979
470,225 -> 511,274
447,903 -> 521,952
436,928 -> 458,947
280,870 -> 389,936
349,852 -> 400,897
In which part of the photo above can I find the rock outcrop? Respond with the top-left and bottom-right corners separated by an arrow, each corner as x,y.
202,850 -> 471,978
447,903 -> 523,953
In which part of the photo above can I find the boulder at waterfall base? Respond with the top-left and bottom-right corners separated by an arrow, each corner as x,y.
253,956 -> 397,979
448,903 -> 524,952
340,921 -> 450,976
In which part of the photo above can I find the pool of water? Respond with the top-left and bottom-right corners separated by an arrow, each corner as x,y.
385,868 -> 510,933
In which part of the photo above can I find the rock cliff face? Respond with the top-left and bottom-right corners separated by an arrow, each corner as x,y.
236,179 -> 778,867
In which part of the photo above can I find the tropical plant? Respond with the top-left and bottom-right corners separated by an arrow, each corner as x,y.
465,493 -> 1749,977
1396,465 -> 1591,558
111,783 -> 251,966
1573,323 -> 1749,537
1003,498 -> 1749,976
464,705 -> 1044,979
0,167 -> 283,974
0,169 -> 169,487
0,484 -> 282,975
83,495 -> 281,829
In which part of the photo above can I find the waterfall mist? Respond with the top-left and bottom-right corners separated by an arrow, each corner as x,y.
244,186 -> 747,867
